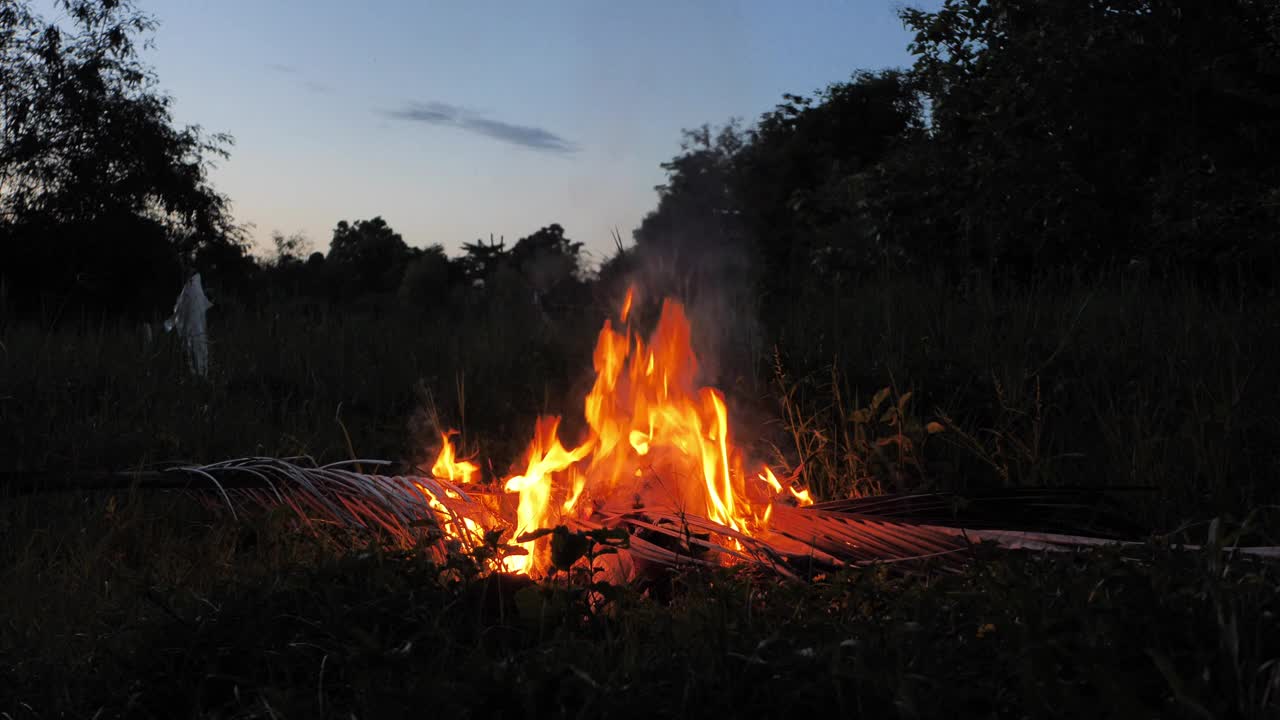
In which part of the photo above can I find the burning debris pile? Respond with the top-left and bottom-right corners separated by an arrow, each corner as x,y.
154,286 -> 1280,582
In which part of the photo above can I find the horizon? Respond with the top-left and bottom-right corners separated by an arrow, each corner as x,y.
42,0 -> 941,263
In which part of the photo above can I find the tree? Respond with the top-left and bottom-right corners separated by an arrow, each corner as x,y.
630,123 -> 754,309
901,0 -> 1280,281
633,123 -> 745,258
397,244 -> 452,309
269,231 -> 311,267
511,224 -> 582,288
734,71 -> 924,291
327,216 -> 411,297
632,72 -> 924,307
0,0 -> 245,313
458,236 -> 509,287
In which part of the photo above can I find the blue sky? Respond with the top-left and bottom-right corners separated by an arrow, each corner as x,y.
64,1 -> 939,262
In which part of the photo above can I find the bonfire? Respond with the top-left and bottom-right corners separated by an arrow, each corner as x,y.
21,287 -> 1278,579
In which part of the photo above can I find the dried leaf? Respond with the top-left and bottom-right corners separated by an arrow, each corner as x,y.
871,386 -> 892,411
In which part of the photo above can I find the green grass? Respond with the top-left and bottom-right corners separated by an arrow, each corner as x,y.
2,275 -> 1278,717
2,495 -> 1276,718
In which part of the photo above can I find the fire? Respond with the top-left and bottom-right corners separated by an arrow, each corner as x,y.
413,432 -> 485,551
502,417 -> 592,573
430,431 -> 478,484
425,288 -> 811,575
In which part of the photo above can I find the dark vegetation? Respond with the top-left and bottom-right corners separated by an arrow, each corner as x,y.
3,0 -> 1280,716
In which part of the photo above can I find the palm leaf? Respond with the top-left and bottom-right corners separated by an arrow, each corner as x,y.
8,459 -> 1278,575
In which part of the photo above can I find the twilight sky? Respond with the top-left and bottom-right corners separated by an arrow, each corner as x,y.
58,0 -> 941,263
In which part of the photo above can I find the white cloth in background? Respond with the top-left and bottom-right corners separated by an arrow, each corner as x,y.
164,273 -> 213,376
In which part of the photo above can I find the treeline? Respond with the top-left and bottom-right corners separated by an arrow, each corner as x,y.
625,0 -> 1280,318
260,219 -> 590,314
3,0 -> 1279,322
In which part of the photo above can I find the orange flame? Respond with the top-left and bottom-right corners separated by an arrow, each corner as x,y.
501,417 -> 593,572
619,286 -> 635,323
430,431 -> 478,484
416,432 -> 487,550
422,289 -> 811,576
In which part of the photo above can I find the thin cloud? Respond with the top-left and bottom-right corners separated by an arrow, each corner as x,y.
302,80 -> 333,95
385,101 -> 579,155
266,64 -> 331,93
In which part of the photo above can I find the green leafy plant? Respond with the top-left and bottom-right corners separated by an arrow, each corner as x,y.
772,354 -> 945,499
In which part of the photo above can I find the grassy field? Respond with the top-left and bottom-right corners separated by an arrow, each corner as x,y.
2,275 -> 1278,717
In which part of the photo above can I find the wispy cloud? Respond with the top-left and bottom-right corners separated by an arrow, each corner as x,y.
266,63 -> 332,94
384,101 -> 579,155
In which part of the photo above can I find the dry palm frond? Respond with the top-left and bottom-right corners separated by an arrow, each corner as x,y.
10,458 -> 1278,576
176,457 -> 502,549
158,460 -> 1127,574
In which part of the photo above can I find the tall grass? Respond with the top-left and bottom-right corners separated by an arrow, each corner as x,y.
2,274 -> 1279,717
766,274 -> 1280,529
2,273 -> 1276,526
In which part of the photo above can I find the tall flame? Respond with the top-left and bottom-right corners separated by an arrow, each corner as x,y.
502,417 -> 593,573
425,288 -> 810,575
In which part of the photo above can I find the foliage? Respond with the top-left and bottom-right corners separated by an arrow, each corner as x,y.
397,243 -> 453,308
326,216 -> 413,297
3,265 -> 1279,716
772,363 -> 947,499
6,0 -> 1279,317
634,123 -> 745,258
735,70 -> 924,299
0,0 -> 245,314
510,224 -> 583,289
268,230 -> 311,267
458,236 -> 509,287
2,494 -> 1276,718
626,0 -> 1280,306
901,0 -> 1280,279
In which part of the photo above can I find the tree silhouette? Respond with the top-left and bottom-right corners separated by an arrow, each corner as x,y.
0,0 -> 243,314
327,217 -> 411,297
901,0 -> 1280,280
398,244 -> 452,309
633,124 -> 745,259
735,71 -> 923,293
459,236 -> 509,287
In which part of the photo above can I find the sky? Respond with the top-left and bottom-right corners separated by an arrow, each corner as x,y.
48,0 -> 940,263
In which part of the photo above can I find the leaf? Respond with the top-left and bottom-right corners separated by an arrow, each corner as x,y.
587,527 -> 631,548
515,527 -> 557,543
926,421 -> 946,434
1145,649 -> 1215,719
871,387 -> 892,412
589,581 -> 621,603
549,527 -> 592,572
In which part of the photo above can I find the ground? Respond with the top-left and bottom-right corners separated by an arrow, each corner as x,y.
2,277 -> 1278,718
